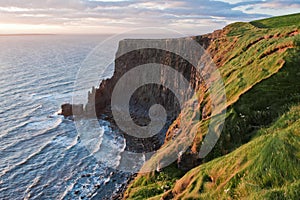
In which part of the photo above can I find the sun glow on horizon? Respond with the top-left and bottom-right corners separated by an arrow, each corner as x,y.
0,23 -> 65,34
0,23 -> 130,35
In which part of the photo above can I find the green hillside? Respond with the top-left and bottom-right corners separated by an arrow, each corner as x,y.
164,103 -> 300,199
124,13 -> 300,200
251,13 -> 300,28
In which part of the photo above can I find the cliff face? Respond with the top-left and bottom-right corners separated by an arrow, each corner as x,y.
85,38 -> 216,153
88,38 -> 214,115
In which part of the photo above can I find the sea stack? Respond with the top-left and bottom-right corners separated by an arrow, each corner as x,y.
60,103 -> 84,118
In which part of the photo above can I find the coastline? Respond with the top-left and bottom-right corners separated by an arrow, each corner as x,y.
61,37 -> 204,199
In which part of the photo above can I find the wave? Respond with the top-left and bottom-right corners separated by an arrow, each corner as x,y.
0,120 -> 63,177
0,117 -> 62,150
0,35 -> 120,199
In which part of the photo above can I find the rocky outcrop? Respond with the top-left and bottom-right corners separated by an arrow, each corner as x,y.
60,103 -> 84,118
177,151 -> 202,172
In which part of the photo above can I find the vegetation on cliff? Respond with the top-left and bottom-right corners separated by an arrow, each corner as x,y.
124,13 -> 300,200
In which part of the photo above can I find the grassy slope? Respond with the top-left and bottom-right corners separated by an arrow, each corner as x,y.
125,13 -> 300,199
168,103 -> 300,199
250,13 -> 300,28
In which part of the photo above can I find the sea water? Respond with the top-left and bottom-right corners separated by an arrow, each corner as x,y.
0,35 -> 129,200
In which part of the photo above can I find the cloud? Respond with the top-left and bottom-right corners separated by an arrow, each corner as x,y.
235,0 -> 300,8
0,0 -> 297,34
232,0 -> 300,16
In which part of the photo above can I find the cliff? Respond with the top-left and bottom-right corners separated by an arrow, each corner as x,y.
85,38 -> 208,154
123,13 -> 300,199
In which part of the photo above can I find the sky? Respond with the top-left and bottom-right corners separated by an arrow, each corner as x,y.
0,0 -> 299,35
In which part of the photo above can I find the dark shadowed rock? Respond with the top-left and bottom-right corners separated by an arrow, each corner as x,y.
177,151 -> 201,172
60,103 -> 84,118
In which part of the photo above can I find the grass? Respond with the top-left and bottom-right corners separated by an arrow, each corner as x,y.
124,163 -> 185,200
124,13 -> 300,199
192,13 -> 300,159
170,104 -> 300,199
250,13 -> 300,28
206,46 -> 300,162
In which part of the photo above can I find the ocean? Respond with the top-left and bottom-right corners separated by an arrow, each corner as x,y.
0,35 -> 130,199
